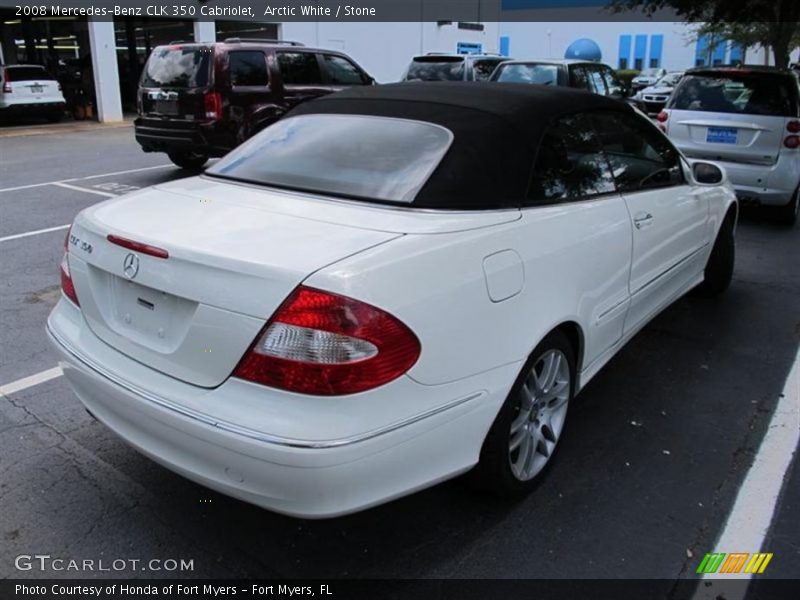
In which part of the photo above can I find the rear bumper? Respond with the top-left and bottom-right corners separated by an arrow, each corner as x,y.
134,117 -> 231,157
680,150 -> 799,207
47,298 -> 515,518
0,100 -> 65,112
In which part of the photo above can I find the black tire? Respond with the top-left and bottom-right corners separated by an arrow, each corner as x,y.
47,111 -> 63,123
695,213 -> 735,297
167,151 -> 208,171
472,330 -> 576,497
776,186 -> 799,227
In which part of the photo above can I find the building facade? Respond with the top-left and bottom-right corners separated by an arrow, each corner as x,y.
1,5 -> 797,123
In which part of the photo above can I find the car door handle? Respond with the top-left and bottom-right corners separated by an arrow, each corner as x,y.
634,213 -> 654,229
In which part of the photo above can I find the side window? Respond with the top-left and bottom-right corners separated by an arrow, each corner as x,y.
277,52 -> 323,85
229,51 -> 269,87
570,66 -> 591,91
321,54 -> 366,85
587,67 -> 608,95
473,59 -> 502,82
527,113 -> 616,205
601,67 -> 624,97
590,111 -> 685,192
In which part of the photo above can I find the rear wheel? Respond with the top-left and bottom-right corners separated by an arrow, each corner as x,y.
46,110 -> 62,123
776,186 -> 799,226
167,151 -> 208,171
473,330 -> 575,496
695,213 -> 735,297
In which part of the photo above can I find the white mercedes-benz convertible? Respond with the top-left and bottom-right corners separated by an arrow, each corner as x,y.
48,83 -> 737,517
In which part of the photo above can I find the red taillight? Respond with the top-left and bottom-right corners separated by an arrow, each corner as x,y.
784,135 -> 800,149
2,69 -> 11,93
233,286 -> 421,396
106,234 -> 169,259
656,110 -> 668,123
787,120 -> 800,134
60,229 -> 79,306
204,91 -> 222,121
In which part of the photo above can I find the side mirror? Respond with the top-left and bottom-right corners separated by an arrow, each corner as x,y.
693,162 -> 724,185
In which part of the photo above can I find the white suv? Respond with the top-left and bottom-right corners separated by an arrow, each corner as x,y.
0,64 -> 66,123
659,66 -> 800,224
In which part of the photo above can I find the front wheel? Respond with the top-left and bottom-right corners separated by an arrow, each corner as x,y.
695,214 -> 735,297
473,330 -> 575,496
167,151 -> 208,171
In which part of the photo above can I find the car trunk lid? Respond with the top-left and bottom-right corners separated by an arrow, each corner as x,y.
668,113 -> 787,165
68,185 -> 404,388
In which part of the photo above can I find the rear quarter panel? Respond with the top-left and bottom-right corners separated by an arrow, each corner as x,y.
305,198 -> 633,387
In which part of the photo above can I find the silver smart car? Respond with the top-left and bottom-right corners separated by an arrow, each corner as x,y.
659,66 -> 800,224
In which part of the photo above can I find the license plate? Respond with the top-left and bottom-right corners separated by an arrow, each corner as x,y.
154,100 -> 179,115
30,85 -> 43,94
706,127 -> 738,144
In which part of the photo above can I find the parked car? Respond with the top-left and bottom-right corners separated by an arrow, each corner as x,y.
660,66 -> 800,224
402,53 -> 510,82
134,38 -> 375,170
632,70 -> 684,115
490,59 -> 629,101
49,82 -> 737,518
0,64 -> 66,123
631,67 -> 667,91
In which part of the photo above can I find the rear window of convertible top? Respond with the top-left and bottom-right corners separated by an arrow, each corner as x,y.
206,114 -> 454,204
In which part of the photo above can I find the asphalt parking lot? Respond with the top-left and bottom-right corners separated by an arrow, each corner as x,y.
0,123 -> 798,587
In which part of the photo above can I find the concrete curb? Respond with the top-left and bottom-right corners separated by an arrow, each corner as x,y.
0,120 -> 134,139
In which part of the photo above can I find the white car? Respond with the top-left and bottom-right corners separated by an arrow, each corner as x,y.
0,64 -> 66,122
631,67 -> 667,91
47,83 -> 738,518
659,66 -> 800,224
633,71 -> 684,115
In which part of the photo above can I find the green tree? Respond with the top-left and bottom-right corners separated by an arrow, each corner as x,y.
610,0 -> 800,67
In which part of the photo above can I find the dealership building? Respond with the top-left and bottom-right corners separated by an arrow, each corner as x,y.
0,0 -> 797,123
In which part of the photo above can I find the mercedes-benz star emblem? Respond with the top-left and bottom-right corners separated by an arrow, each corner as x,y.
123,253 -> 140,280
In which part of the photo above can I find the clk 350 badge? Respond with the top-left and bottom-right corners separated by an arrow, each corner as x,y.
123,253 -> 140,280
68,234 -> 92,254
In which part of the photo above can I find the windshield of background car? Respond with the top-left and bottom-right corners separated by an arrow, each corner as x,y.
141,46 -> 211,88
494,63 -> 559,86
656,73 -> 682,87
669,73 -> 796,116
639,68 -> 661,78
6,66 -> 53,81
405,57 -> 465,81
207,114 -> 454,204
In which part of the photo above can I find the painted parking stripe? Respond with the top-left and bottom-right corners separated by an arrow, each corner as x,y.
0,224 -> 69,243
0,164 -> 172,194
693,346 -> 800,599
53,182 -> 117,197
0,367 -> 63,397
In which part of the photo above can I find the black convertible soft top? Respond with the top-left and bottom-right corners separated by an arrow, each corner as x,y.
288,82 -> 634,209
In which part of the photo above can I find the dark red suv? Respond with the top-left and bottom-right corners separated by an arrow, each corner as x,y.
135,38 -> 375,169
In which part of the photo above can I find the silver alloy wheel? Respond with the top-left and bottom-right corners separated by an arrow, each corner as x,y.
508,349 -> 570,481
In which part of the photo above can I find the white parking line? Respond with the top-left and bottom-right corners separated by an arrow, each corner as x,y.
693,346 -> 800,599
0,366 -> 63,397
0,164 -> 172,194
0,224 -> 69,243
53,182 -> 117,197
